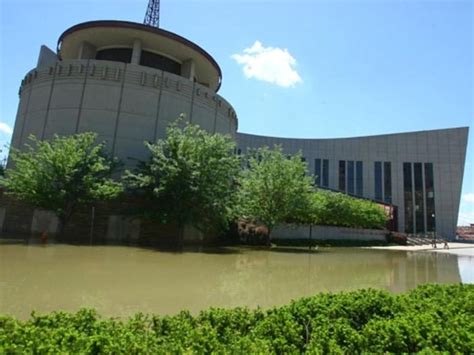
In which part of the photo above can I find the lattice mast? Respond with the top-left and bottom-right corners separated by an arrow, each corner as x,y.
144,0 -> 160,27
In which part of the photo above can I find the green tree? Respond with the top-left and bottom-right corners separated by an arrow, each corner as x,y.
0,148 -> 6,176
125,122 -> 241,241
0,133 -> 122,234
237,146 -> 314,243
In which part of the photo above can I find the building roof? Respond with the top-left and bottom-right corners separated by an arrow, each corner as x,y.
57,20 -> 222,91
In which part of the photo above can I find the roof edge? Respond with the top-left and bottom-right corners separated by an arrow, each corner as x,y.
57,20 -> 222,91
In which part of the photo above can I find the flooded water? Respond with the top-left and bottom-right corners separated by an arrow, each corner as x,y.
0,240 -> 472,319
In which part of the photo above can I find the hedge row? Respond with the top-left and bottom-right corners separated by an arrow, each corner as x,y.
1,284 -> 473,353
309,191 -> 388,230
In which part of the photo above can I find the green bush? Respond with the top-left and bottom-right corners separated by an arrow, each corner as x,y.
1,284 -> 472,353
310,191 -> 388,229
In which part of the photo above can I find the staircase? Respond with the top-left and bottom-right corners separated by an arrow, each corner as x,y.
406,234 -> 447,247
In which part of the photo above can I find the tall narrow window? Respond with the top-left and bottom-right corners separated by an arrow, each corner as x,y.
315,158 -> 321,186
347,161 -> 355,194
322,159 -> 329,187
338,160 -> 346,191
374,161 -> 382,201
356,161 -> 363,196
384,162 -> 392,203
414,162 -> 424,233
403,163 -> 414,233
425,163 -> 436,232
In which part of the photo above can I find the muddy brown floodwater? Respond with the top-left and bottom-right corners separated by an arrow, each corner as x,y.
0,240 -> 472,319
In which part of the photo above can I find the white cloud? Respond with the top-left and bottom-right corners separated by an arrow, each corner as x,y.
462,193 -> 474,204
232,41 -> 302,88
0,122 -> 13,136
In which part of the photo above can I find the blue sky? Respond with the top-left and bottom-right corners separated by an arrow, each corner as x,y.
0,0 -> 472,224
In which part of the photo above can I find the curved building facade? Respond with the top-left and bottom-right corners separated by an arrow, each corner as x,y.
8,20 -> 469,239
11,21 -> 238,169
237,128 -> 469,239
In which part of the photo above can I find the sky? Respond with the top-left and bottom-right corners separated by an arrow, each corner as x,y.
0,0 -> 472,225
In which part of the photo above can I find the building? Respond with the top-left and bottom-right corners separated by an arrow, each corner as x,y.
11,21 -> 238,171
9,20 -> 469,239
238,129 -> 468,240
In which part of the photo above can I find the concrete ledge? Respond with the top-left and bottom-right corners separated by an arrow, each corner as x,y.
369,243 -> 474,252
272,224 -> 387,241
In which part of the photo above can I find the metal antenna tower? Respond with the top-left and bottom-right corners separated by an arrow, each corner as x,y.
144,0 -> 160,27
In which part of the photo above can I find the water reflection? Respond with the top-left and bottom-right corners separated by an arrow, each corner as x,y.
458,256 -> 474,284
0,241 -> 469,319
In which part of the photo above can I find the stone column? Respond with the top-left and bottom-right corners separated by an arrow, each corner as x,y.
78,41 -> 96,60
131,39 -> 142,65
181,59 -> 195,81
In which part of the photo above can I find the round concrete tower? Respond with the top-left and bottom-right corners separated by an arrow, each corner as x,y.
11,21 -> 238,168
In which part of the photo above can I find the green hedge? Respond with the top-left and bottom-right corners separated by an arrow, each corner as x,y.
310,191 -> 388,230
1,284 -> 472,353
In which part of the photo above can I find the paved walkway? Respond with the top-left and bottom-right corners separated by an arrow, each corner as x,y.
370,242 -> 474,252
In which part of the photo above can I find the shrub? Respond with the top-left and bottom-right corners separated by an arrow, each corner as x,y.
1,284 -> 472,353
310,191 -> 388,229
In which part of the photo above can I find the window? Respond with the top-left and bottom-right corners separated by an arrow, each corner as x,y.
374,161 -> 392,202
403,162 -> 436,234
315,159 -> 329,187
322,159 -> 329,187
140,50 -> 181,75
347,161 -> 355,194
356,161 -> 363,196
338,160 -> 362,195
374,161 -> 382,201
403,162 -> 414,233
315,159 -> 321,186
338,160 -> 346,191
414,162 -> 424,233
425,163 -> 436,232
384,162 -> 392,203
96,48 -> 132,63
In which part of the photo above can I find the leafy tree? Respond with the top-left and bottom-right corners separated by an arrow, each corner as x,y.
0,148 -> 5,176
0,133 -> 122,233
237,146 -> 314,243
125,122 -> 241,241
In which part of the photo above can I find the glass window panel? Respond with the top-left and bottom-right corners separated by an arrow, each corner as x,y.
425,163 -> 436,232
414,162 -> 425,233
374,161 -> 382,201
322,159 -> 329,187
338,160 -> 346,191
347,161 -> 355,194
96,48 -> 132,63
403,162 -> 414,234
384,162 -> 392,203
140,50 -> 181,75
356,161 -> 363,196
315,159 -> 321,186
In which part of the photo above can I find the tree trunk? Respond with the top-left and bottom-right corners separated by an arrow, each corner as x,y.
57,204 -> 74,240
266,228 -> 272,247
57,216 -> 67,241
178,223 -> 185,249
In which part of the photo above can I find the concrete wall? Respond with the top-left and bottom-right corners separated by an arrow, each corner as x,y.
13,59 -> 238,170
0,194 -> 195,246
272,224 -> 387,241
237,128 -> 469,239
31,210 -> 59,235
0,207 -> 5,233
